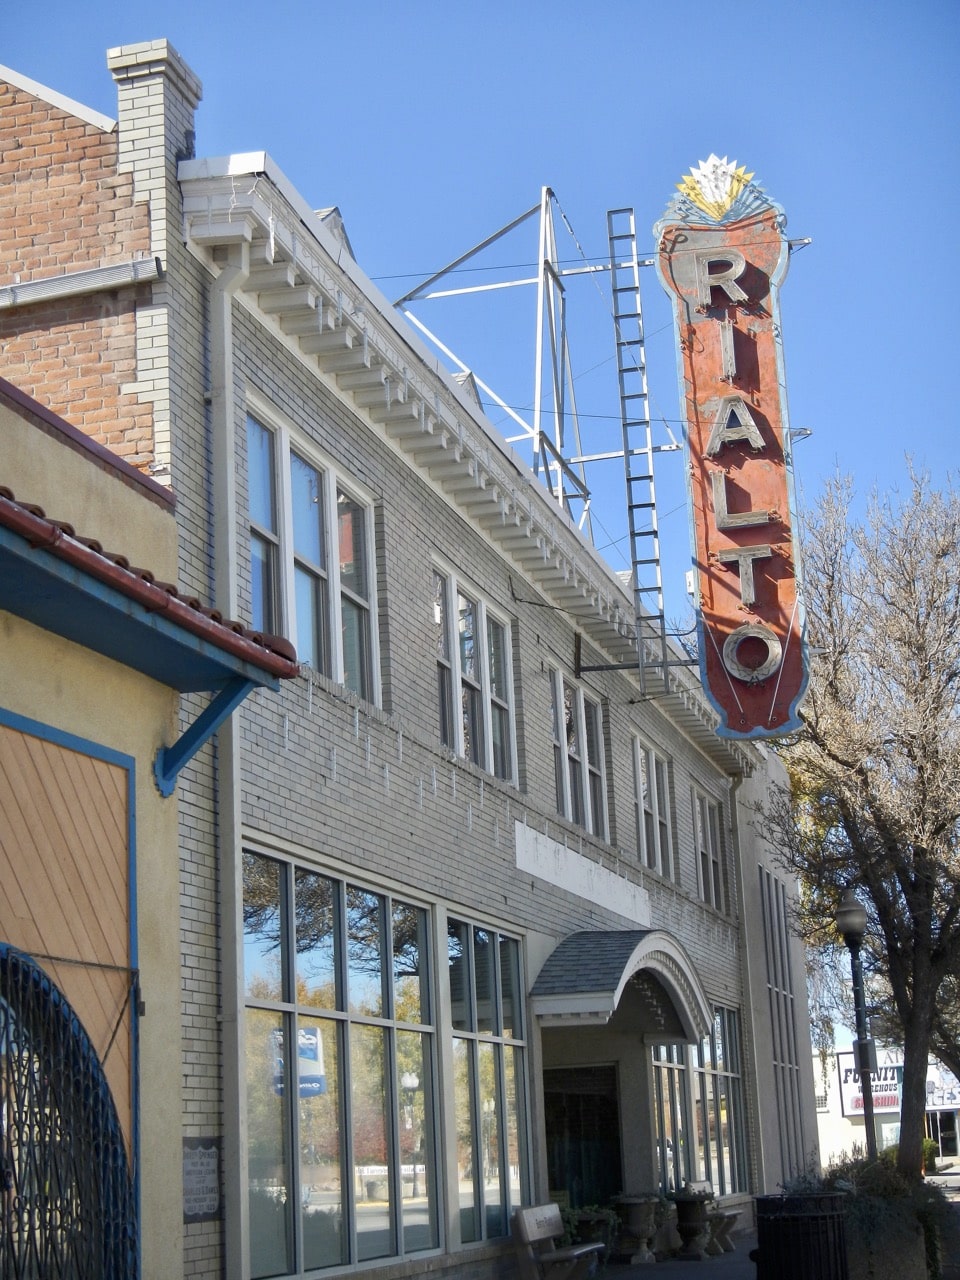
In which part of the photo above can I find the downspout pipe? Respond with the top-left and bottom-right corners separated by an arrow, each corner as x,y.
208,246 -> 252,1280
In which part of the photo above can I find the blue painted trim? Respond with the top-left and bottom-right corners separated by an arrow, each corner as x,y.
0,704 -> 136,774
153,676 -> 257,796
125,756 -> 141,1275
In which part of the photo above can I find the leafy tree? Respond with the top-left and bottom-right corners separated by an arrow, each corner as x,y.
763,471 -> 960,1178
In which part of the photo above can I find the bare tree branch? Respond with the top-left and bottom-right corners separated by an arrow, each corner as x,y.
759,468 -> 960,1177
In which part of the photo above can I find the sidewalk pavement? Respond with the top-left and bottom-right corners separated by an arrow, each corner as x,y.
601,1165 -> 960,1280
930,1166 -> 960,1280
603,1227 -> 758,1278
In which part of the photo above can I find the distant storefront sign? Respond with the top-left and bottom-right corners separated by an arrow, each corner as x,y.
836,1051 -> 901,1116
831,1050 -> 959,1128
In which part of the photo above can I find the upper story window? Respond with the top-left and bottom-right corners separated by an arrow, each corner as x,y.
433,568 -> 515,782
549,671 -> 607,839
633,738 -> 673,877
693,787 -> 726,911
247,412 -> 378,702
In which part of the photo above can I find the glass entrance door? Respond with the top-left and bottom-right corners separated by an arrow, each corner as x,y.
543,1066 -> 621,1208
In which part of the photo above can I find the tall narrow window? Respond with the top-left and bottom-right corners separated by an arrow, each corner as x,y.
448,920 -> 528,1243
583,699 -> 606,841
487,617 -> 511,782
550,677 -> 565,814
693,789 -> 725,911
563,681 -> 585,828
434,570 -> 454,749
550,670 -> 607,837
651,1043 -> 690,1194
759,866 -> 808,1181
633,739 -> 673,876
432,568 -> 515,781
247,417 -> 279,635
291,451 -> 327,670
243,854 -> 437,1274
337,488 -> 372,699
458,591 -> 484,767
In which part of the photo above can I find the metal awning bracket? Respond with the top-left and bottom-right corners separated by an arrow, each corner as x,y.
154,676 -> 258,796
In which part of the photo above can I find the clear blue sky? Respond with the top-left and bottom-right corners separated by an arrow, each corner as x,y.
5,1 -> 957,622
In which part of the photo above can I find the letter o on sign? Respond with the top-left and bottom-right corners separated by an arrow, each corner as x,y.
722,623 -> 782,683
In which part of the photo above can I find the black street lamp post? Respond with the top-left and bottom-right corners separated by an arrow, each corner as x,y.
835,888 -> 878,1161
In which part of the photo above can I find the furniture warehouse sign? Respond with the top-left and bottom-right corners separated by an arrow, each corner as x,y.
655,156 -> 807,738
836,1051 -> 901,1116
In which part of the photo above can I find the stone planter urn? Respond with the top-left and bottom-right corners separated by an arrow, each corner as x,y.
671,1190 -> 713,1260
614,1194 -> 660,1264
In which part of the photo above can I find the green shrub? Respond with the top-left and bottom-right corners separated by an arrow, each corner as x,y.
822,1152 -> 955,1280
922,1138 -> 939,1174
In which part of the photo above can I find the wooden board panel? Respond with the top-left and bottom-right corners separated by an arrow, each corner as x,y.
0,722 -> 133,1149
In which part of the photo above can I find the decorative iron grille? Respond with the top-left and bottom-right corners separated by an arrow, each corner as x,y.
0,945 -> 136,1279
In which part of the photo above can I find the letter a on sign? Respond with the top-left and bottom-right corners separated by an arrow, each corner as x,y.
655,156 -> 808,737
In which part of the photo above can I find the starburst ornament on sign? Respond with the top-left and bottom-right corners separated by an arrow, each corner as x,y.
676,155 -> 755,220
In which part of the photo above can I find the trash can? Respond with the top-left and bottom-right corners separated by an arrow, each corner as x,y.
754,1193 -> 848,1280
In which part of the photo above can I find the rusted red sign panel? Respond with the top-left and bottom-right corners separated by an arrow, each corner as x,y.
655,157 -> 807,738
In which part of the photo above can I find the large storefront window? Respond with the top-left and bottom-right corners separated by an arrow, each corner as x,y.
652,1008 -> 747,1196
448,921 -> 528,1242
243,853 -> 438,1275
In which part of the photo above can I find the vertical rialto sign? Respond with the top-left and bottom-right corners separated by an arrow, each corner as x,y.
655,156 -> 807,738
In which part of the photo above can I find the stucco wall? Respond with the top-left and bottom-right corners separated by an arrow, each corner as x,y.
0,391 -> 184,1279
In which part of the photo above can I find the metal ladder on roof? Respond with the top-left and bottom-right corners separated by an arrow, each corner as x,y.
607,207 -> 670,694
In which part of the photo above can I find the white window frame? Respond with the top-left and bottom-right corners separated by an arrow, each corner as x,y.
433,565 -> 517,783
549,669 -> 607,839
632,737 -> 673,877
247,395 -> 381,704
692,787 -> 725,911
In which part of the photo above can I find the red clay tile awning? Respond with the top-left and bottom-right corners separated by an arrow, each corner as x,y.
0,484 -> 298,691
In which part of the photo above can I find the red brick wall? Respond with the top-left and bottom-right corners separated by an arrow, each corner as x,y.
0,80 -> 156,469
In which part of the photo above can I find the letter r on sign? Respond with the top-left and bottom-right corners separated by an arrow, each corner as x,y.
695,249 -> 748,308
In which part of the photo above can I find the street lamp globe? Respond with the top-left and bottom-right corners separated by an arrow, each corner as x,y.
835,888 -> 867,946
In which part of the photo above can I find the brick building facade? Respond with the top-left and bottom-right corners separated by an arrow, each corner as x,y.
1,41 -> 817,1280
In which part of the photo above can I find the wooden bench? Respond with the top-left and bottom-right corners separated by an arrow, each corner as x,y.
512,1203 -> 605,1280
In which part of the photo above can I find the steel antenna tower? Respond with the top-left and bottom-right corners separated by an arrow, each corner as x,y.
395,187 -> 594,539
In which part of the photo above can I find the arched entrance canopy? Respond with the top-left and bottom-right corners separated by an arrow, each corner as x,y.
530,929 -> 712,1040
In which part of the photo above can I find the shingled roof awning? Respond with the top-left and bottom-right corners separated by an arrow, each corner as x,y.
530,930 -> 712,1039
